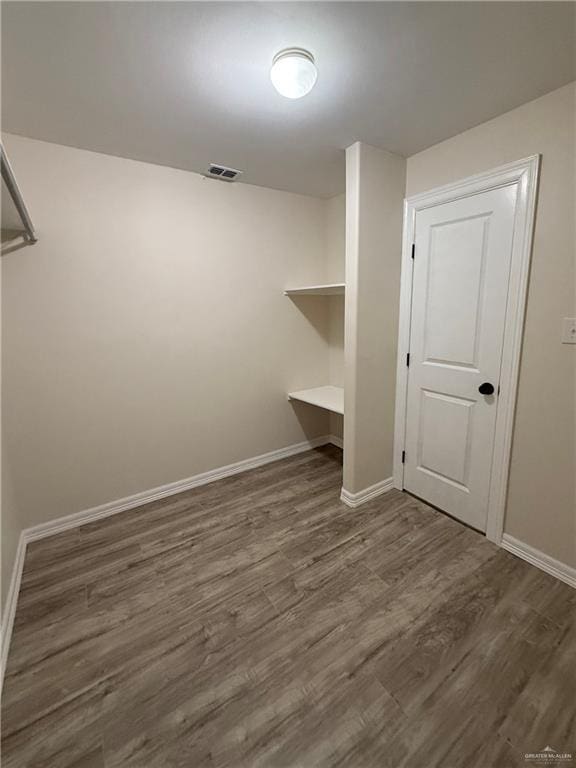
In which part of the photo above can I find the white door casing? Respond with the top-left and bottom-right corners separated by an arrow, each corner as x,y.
394,156 -> 540,541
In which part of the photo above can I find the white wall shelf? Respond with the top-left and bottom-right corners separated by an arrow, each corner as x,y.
288,385 -> 344,415
284,283 -> 345,296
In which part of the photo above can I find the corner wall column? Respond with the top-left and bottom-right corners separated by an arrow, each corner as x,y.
342,142 -> 406,500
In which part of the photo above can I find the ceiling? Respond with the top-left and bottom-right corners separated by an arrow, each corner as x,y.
2,2 -> 575,198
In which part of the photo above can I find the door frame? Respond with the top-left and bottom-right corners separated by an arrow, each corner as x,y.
393,155 -> 540,543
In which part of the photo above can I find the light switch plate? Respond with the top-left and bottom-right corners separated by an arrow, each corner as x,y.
561,318 -> 576,344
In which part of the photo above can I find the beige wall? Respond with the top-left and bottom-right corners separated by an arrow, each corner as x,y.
344,143 -> 406,494
324,193 -> 346,284
1,133 -> 333,605
406,82 -> 576,567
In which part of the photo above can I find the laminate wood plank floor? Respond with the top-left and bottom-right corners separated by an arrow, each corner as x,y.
2,446 -> 575,767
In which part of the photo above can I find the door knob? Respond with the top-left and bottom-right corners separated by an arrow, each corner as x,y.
478,382 -> 495,395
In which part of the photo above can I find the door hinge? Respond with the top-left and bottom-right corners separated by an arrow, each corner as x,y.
411,243 -> 415,260
401,450 -> 406,464
406,352 -> 410,367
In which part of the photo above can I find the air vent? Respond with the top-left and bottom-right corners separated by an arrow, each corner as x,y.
205,164 -> 243,182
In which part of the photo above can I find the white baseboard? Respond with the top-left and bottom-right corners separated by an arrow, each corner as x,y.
327,434 -> 343,449
340,476 -> 394,508
0,433 -> 337,694
501,534 -> 576,589
25,435 -> 334,543
0,532 -> 27,692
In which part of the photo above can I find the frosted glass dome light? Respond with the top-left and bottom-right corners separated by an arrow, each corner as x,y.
270,48 -> 317,99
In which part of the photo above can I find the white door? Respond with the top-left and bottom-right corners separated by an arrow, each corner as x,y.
404,184 -> 518,531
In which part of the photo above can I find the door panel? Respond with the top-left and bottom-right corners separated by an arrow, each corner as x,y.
423,216 -> 489,368
418,389 -> 474,488
404,185 -> 517,531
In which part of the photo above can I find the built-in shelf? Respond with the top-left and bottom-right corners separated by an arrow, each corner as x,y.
288,385 -> 344,415
284,283 -> 345,296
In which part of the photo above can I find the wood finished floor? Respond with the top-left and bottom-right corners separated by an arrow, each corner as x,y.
2,445 -> 575,768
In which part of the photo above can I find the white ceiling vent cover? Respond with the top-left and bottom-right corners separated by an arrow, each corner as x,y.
205,164 -> 244,182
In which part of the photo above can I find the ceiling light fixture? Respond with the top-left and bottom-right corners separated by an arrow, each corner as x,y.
270,48 -> 317,99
